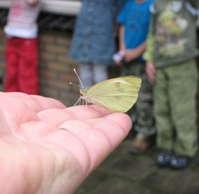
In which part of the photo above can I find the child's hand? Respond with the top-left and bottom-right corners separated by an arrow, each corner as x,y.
146,62 -> 156,84
113,50 -> 125,66
27,0 -> 39,5
124,43 -> 146,62
124,50 -> 137,62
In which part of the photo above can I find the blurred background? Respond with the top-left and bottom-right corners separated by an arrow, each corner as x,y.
0,0 -> 81,105
0,1 -> 199,194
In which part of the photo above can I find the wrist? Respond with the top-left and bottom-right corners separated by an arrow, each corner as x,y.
113,50 -> 125,63
147,61 -> 154,64
119,50 -> 125,56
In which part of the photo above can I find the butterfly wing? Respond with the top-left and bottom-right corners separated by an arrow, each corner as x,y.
84,76 -> 142,112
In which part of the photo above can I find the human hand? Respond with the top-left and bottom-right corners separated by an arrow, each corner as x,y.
27,0 -> 39,5
145,62 -> 156,84
113,50 -> 125,66
0,92 -> 132,194
124,42 -> 146,62
124,49 -> 139,62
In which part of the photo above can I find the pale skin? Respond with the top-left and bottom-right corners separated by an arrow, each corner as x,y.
145,62 -> 156,84
0,92 -> 132,194
125,42 -> 147,62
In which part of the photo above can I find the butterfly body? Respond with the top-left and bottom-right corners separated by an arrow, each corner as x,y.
80,76 -> 142,112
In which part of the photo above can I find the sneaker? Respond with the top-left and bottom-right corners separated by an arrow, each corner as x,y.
170,155 -> 190,169
156,152 -> 172,167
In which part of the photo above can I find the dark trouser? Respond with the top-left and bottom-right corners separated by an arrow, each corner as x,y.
122,61 -> 155,137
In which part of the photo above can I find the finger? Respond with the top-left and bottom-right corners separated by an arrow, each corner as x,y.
30,95 -> 66,109
150,67 -> 155,75
86,113 -> 132,147
20,120 -> 54,139
69,112 -> 132,172
43,112 -> 132,175
0,93 -> 66,135
2,92 -> 66,113
37,105 -> 110,127
115,61 -> 120,66
148,75 -> 154,85
37,108 -> 74,126
5,92 -> 65,113
62,105 -> 110,119
17,105 -> 110,140
0,93 -> 39,134
5,92 -> 42,112
150,74 -> 156,84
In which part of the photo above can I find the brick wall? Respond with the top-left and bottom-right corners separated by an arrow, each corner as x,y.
39,31 -> 79,106
0,28 -> 79,106
0,25 -> 198,109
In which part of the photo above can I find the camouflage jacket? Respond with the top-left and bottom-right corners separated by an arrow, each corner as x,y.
144,0 -> 199,68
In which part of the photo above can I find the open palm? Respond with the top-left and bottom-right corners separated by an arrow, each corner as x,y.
0,92 -> 132,194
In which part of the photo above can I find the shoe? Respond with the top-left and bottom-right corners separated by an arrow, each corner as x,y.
131,135 -> 149,153
170,155 -> 190,169
156,152 -> 172,167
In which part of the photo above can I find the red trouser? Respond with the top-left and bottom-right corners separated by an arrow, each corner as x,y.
4,37 -> 39,94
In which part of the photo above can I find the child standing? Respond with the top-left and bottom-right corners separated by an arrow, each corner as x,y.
69,0 -> 125,87
4,0 -> 41,94
144,0 -> 199,169
115,0 -> 155,152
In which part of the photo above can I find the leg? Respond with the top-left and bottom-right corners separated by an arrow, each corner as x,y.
121,63 -> 155,133
169,61 -> 198,157
18,38 -> 39,94
155,69 -> 173,152
92,64 -> 108,83
121,62 -> 143,124
122,62 -> 155,151
4,38 -> 19,92
79,64 -> 93,87
134,70 -> 155,137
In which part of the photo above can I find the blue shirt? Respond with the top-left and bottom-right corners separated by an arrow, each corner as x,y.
117,0 -> 154,50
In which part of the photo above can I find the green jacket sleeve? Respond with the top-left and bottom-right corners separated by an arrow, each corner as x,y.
143,34 -> 155,62
143,17 -> 155,62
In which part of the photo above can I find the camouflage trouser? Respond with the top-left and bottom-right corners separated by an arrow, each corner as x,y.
155,60 -> 198,157
122,62 -> 156,137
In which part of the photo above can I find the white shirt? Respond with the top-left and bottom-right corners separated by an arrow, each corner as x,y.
4,0 -> 41,38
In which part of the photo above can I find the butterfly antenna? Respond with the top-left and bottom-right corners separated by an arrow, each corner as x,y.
73,68 -> 85,89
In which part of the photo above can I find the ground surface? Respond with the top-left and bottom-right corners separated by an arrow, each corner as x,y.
76,140 -> 199,194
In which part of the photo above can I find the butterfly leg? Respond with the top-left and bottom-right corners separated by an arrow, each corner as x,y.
81,98 -> 86,105
73,97 -> 81,106
74,97 -> 88,107
84,99 -> 88,107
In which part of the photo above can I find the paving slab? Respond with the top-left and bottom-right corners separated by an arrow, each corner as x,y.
76,140 -> 199,194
